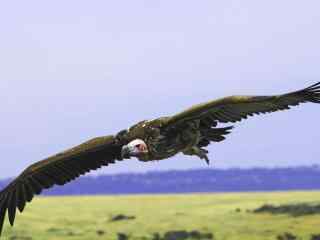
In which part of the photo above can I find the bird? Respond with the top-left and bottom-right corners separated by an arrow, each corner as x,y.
0,82 -> 320,236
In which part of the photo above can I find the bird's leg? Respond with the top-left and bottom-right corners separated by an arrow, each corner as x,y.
183,146 -> 210,165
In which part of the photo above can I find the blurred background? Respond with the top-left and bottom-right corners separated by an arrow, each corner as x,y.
1,1 -> 320,239
1,0 -> 320,177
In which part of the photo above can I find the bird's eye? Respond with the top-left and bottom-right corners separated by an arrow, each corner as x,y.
136,144 -> 141,148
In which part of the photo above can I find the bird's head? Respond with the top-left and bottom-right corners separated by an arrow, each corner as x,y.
121,139 -> 149,159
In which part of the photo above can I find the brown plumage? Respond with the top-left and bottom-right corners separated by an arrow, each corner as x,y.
0,136 -> 122,235
0,82 -> 319,236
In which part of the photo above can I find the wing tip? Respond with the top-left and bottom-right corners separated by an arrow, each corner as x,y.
306,81 -> 320,90
0,199 -> 7,237
301,82 -> 320,103
7,192 -> 17,227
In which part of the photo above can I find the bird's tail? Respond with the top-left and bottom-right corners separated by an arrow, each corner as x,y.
205,126 -> 234,142
198,126 -> 233,147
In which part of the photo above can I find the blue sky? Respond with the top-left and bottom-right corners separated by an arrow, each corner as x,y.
1,1 -> 320,178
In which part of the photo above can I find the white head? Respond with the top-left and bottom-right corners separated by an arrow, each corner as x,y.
121,139 -> 148,159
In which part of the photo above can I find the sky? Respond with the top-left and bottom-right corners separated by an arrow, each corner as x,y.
1,1 -> 320,179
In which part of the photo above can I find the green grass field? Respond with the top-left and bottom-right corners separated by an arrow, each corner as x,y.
2,191 -> 320,240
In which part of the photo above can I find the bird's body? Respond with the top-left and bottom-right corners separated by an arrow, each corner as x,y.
1,82 -> 320,236
117,116 -> 232,162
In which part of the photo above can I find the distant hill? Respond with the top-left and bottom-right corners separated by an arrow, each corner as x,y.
1,166 -> 320,195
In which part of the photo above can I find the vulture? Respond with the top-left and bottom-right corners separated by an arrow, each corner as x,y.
0,82 -> 320,236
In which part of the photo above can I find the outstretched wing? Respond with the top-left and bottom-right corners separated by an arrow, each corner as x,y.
0,135 -> 123,236
165,82 -> 320,127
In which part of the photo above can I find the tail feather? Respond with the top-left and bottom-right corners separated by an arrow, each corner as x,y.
198,126 -> 233,147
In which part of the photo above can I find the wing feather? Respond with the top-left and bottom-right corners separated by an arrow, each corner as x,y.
0,203 -> 6,235
166,82 -> 320,126
0,135 -> 122,236
17,185 -> 26,213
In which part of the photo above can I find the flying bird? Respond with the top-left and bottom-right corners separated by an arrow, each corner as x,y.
0,82 -> 320,235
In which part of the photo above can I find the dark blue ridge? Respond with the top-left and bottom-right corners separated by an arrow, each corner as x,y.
1,166 -> 320,196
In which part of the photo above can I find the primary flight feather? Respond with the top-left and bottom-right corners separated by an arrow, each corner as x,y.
0,82 -> 320,235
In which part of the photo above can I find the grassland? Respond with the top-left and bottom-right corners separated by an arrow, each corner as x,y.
2,191 -> 320,240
